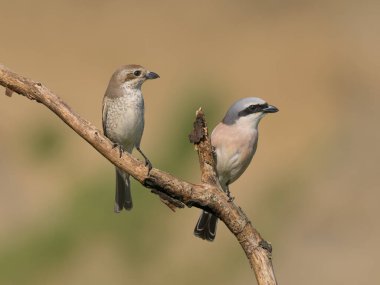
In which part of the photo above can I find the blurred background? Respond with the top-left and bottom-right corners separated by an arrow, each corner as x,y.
0,0 -> 379,284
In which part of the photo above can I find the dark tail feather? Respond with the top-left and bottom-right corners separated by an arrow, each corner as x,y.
115,168 -> 133,212
194,211 -> 218,241
123,175 -> 132,210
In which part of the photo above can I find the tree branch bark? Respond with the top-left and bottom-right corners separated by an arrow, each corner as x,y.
0,63 -> 278,285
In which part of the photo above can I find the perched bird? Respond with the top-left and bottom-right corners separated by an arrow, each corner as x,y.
102,64 -> 159,212
194,97 -> 278,241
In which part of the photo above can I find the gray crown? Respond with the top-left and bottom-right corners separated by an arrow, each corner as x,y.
222,97 -> 267,125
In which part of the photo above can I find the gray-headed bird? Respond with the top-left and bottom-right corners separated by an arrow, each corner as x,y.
194,97 -> 278,241
102,64 -> 159,213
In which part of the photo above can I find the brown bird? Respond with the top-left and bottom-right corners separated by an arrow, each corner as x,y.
102,64 -> 159,212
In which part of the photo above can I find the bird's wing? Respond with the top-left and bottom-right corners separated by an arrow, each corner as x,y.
102,97 -> 108,136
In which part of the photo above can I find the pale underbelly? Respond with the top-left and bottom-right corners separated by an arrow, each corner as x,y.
106,110 -> 144,150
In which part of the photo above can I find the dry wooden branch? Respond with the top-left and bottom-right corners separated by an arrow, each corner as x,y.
0,63 -> 278,285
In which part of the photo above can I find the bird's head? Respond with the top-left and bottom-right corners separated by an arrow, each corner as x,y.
222,97 -> 278,128
110,64 -> 160,90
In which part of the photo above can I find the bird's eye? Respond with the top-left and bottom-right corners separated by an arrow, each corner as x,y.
249,105 -> 257,111
133,70 -> 142,76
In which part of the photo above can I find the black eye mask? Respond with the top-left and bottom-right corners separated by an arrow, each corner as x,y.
238,103 -> 268,117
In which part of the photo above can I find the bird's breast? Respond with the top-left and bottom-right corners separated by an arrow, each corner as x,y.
104,94 -> 144,149
211,123 -> 258,186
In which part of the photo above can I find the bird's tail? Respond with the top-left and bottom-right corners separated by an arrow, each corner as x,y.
194,211 -> 218,241
114,167 -> 133,212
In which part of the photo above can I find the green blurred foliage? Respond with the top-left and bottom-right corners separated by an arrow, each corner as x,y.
25,124 -> 65,162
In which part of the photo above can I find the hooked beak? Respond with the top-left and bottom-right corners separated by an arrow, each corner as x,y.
262,105 -> 279,113
145,71 -> 160,80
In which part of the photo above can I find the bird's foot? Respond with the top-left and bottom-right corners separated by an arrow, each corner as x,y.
136,146 -> 153,174
144,158 -> 153,174
112,143 -> 124,158
226,189 -> 235,202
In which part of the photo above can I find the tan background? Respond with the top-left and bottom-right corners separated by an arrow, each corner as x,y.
0,1 -> 379,284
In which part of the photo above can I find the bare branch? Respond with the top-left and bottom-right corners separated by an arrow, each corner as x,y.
0,63 -> 278,285
189,108 -> 219,186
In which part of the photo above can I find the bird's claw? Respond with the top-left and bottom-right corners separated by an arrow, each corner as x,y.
112,143 -> 124,158
145,158 -> 153,174
136,146 -> 152,174
226,189 -> 234,202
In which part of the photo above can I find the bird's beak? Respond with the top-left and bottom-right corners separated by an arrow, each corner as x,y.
262,105 -> 279,113
145,71 -> 160,79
